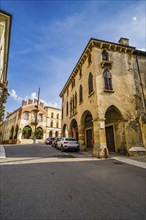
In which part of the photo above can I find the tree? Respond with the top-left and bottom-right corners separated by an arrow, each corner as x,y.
36,127 -> 43,139
22,126 -> 32,139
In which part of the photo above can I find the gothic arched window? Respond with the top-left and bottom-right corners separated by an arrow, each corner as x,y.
75,92 -> 77,107
66,101 -> 68,115
88,72 -> 93,94
79,85 -> 83,103
103,68 -> 113,90
102,50 -> 108,61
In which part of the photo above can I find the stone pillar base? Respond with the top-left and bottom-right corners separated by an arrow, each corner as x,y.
93,146 -> 109,159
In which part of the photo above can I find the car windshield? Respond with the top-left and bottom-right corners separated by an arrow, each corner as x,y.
65,138 -> 76,141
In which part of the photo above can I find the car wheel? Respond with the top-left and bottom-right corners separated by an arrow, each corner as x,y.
61,146 -> 64,152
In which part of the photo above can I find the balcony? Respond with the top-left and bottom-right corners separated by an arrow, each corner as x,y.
101,60 -> 113,69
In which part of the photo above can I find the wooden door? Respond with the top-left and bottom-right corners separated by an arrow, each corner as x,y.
105,126 -> 115,152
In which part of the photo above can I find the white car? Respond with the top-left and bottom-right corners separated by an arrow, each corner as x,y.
57,137 -> 80,152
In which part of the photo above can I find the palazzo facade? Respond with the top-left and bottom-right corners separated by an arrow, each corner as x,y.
60,37 -> 146,157
0,99 -> 61,144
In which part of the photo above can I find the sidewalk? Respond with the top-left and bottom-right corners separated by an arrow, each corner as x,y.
81,151 -> 146,169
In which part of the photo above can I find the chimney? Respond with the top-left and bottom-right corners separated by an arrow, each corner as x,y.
34,99 -> 37,103
44,106 -> 48,111
28,99 -> 33,105
22,100 -> 27,106
118,37 -> 129,46
40,102 -> 44,108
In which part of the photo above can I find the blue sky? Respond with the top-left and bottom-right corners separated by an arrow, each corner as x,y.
1,0 -> 146,114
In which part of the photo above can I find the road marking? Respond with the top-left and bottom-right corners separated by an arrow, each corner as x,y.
0,146 -> 6,158
0,157 -> 100,165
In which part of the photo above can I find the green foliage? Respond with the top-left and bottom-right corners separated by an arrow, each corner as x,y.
22,126 -> 32,139
36,127 -> 43,139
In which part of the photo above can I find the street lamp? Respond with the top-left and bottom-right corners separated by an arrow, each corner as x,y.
33,88 -> 40,144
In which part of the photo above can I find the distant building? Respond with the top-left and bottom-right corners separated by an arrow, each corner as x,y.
0,99 -> 61,144
60,37 -> 146,157
0,10 -> 12,122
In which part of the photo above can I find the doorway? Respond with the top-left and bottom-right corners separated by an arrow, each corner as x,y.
105,126 -> 115,152
86,129 -> 92,148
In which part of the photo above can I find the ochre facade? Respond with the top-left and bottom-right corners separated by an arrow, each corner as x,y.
60,37 -> 146,157
0,99 -> 61,144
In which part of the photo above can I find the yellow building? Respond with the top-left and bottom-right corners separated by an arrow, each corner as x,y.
0,10 -> 12,122
0,99 -> 61,144
60,37 -> 146,157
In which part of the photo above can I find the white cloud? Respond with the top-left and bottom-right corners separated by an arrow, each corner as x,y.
9,90 -> 61,108
30,92 -> 37,99
9,89 -> 22,101
132,16 -> 137,21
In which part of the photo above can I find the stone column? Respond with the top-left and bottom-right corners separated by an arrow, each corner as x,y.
92,118 -> 108,158
78,125 -> 86,151
68,130 -> 72,138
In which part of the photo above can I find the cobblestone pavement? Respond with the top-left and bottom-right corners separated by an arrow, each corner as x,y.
109,152 -> 146,163
127,155 -> 146,163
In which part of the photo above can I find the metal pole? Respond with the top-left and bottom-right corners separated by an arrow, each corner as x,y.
33,87 -> 40,144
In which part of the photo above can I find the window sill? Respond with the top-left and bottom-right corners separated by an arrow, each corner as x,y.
88,91 -> 95,97
104,89 -> 114,93
79,101 -> 83,105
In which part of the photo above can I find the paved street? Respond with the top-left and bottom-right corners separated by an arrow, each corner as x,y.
0,144 -> 146,220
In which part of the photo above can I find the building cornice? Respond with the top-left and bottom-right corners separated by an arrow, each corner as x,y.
59,37 -> 141,97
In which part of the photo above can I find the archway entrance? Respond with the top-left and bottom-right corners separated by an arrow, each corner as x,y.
22,126 -> 32,139
70,119 -> 78,140
81,110 -> 93,149
36,127 -> 43,139
105,105 -> 123,152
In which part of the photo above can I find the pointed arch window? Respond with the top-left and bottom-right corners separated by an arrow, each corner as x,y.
79,85 -> 83,103
103,68 -> 113,90
24,113 -> 29,120
102,50 -> 108,61
66,101 -> 68,115
75,92 -> 77,107
88,72 -> 93,94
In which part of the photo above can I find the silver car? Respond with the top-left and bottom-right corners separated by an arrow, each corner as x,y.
57,137 -> 80,152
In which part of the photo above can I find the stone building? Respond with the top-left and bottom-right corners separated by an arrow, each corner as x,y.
0,99 -> 61,144
0,10 -> 12,122
60,37 -> 146,157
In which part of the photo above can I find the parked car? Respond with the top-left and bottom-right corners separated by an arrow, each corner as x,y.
45,137 -> 55,145
56,137 -> 80,152
52,137 -> 61,148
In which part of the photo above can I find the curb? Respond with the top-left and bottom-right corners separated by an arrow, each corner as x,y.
111,156 -> 146,169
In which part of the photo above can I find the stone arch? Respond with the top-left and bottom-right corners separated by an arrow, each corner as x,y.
80,110 -> 93,149
70,119 -> 78,140
22,125 -> 32,139
105,105 -> 125,152
36,127 -> 43,139
62,124 -> 68,137
10,126 -> 14,140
